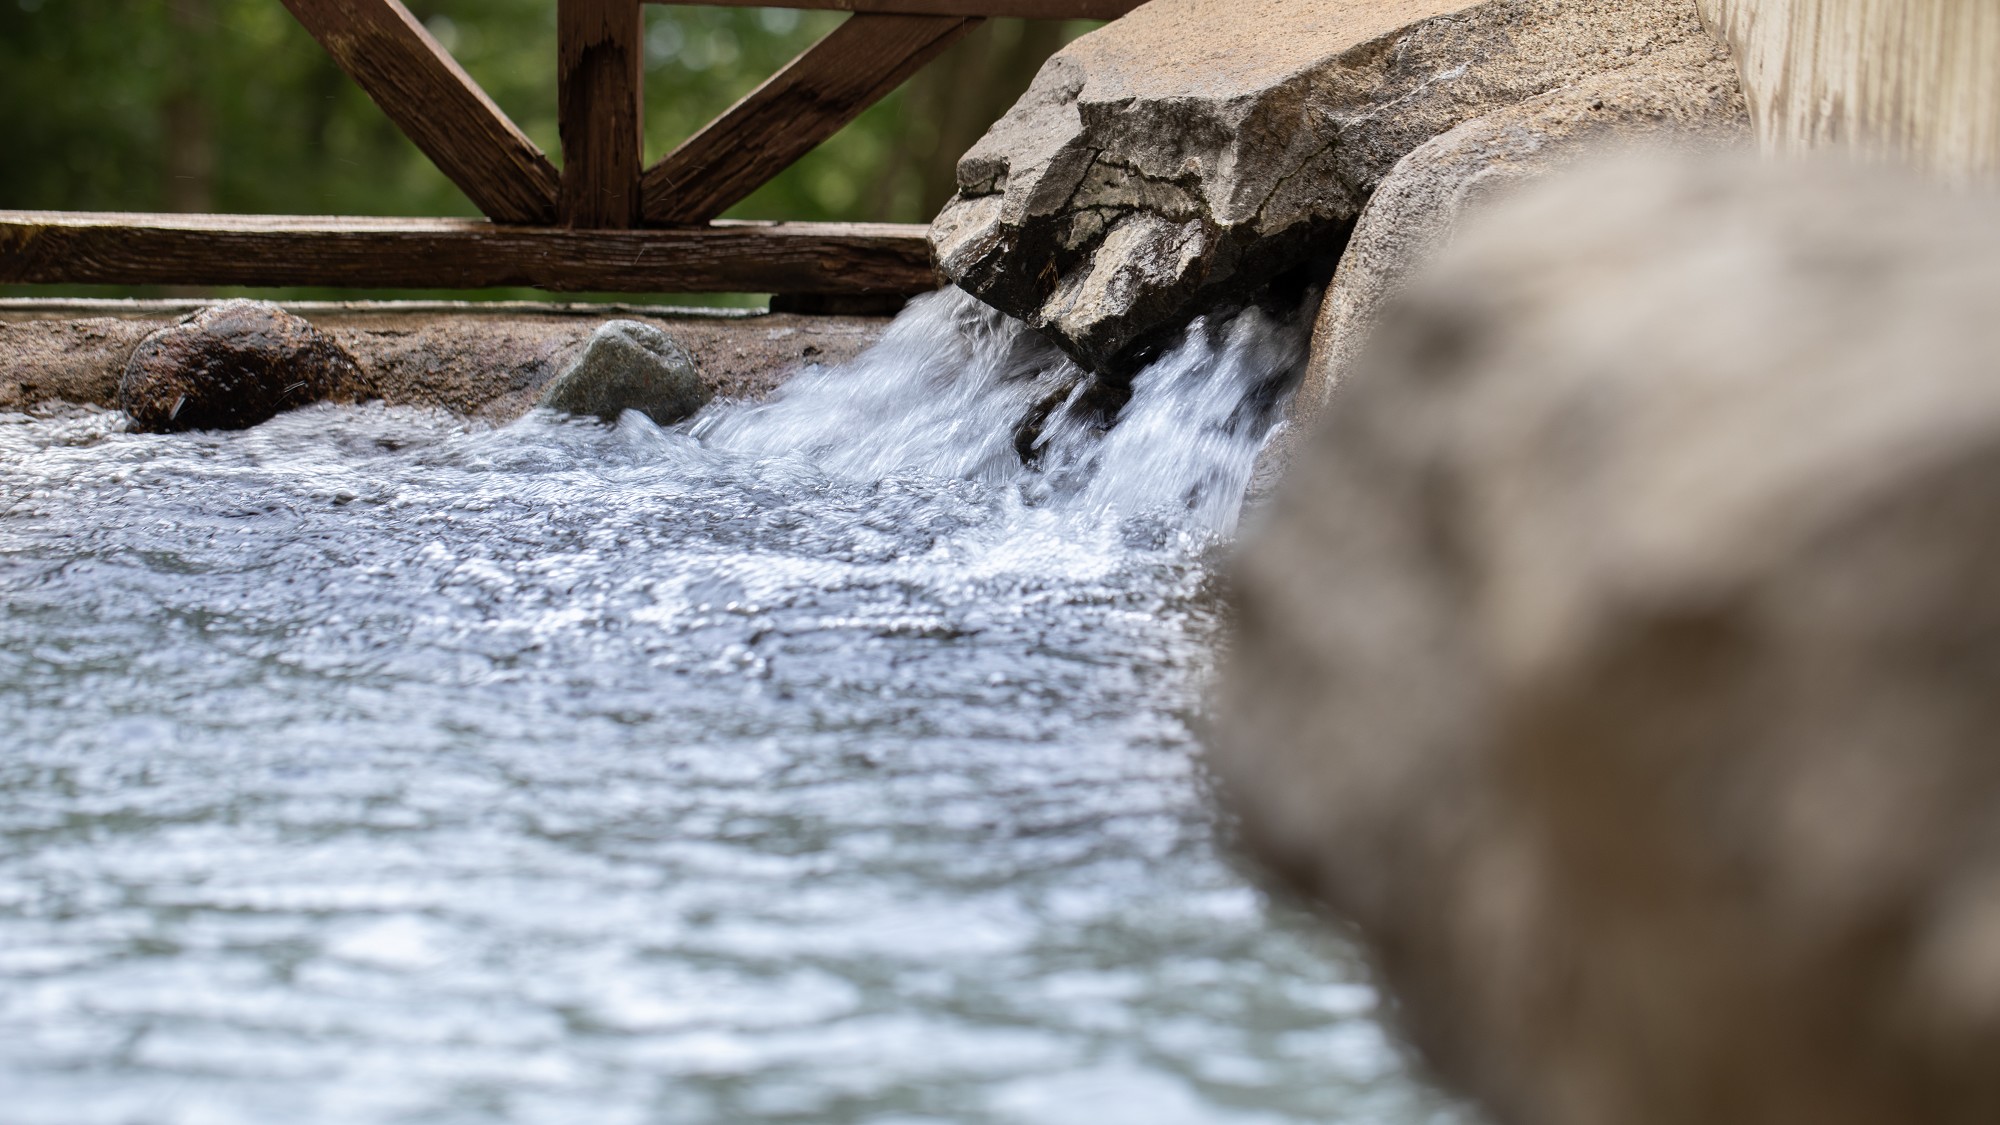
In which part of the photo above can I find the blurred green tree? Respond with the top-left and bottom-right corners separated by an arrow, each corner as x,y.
0,0 -> 1090,300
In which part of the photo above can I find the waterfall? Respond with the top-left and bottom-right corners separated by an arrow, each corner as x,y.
693,287 -> 1311,537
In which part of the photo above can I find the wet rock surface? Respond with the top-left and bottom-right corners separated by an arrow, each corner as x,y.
933,0 -> 1738,375
538,320 -> 712,425
119,300 -> 363,432
1216,154 -> 2000,1125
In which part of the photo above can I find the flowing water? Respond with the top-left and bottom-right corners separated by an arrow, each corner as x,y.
0,291 -> 1464,1125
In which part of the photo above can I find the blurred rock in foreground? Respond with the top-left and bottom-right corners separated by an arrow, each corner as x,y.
1215,153 -> 2000,1125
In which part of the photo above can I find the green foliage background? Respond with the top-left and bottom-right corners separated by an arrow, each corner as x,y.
0,0 -> 1086,301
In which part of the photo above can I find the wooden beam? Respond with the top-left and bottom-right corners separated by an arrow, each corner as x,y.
643,13 -> 978,225
280,0 -> 560,225
646,0 -> 1142,16
559,0 -> 646,228
0,212 -> 940,295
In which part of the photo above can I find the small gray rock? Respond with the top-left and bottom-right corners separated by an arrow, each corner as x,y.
539,320 -> 710,425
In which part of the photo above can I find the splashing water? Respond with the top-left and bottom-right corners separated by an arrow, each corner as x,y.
0,291 -> 1466,1125
698,287 -> 1305,536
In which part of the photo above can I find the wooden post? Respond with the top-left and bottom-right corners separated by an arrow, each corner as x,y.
559,0 -> 646,228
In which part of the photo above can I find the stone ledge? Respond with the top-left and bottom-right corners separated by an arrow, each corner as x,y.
0,300 -> 890,422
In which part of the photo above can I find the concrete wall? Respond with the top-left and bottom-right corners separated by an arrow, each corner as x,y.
1699,0 -> 2000,181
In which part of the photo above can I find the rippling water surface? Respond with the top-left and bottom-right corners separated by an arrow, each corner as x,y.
0,292 -> 1462,1124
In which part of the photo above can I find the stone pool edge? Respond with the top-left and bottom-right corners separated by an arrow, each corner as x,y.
0,299 -> 896,424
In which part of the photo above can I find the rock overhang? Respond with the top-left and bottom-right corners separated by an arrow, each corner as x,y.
932,0 -> 1746,377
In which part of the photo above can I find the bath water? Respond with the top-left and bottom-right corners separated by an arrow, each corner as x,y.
0,291 -> 1466,1124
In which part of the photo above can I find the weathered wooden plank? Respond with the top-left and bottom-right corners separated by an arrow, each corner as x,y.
0,212 -> 940,294
643,13 -> 978,225
280,0 -> 560,224
559,0 -> 646,228
646,0 -> 1142,17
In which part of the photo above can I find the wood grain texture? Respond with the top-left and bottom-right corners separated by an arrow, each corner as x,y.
643,13 -> 978,225
280,0 -> 560,224
646,0 -> 1143,16
0,212 -> 940,295
559,0 -> 646,227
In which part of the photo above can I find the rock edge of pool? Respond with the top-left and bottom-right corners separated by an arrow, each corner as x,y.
0,299 -> 896,424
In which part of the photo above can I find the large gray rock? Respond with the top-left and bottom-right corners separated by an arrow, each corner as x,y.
1287,47 -> 1747,434
538,319 -> 711,425
932,0 -> 1737,375
1253,51 -> 1745,492
1215,153 -> 2000,1125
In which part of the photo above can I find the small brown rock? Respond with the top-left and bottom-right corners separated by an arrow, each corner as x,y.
119,300 -> 364,432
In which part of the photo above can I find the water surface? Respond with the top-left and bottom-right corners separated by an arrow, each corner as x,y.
0,293 -> 1464,1124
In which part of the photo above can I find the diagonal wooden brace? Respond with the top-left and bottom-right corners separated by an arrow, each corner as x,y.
281,0 -> 561,225
641,12 -> 979,227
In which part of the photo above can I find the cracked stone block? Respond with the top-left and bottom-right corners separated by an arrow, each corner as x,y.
932,0 -> 1741,375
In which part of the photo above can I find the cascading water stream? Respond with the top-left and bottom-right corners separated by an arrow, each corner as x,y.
696,286 -> 1306,536
0,291 -> 1465,1125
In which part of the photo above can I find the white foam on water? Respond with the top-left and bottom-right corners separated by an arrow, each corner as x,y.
695,286 -> 1308,538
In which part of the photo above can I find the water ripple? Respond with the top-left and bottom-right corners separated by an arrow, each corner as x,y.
0,292 -> 1466,1125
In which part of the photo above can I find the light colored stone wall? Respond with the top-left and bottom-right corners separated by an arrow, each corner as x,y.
1699,0 -> 2000,181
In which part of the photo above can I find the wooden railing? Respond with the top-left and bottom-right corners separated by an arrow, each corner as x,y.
0,0 -> 1141,298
